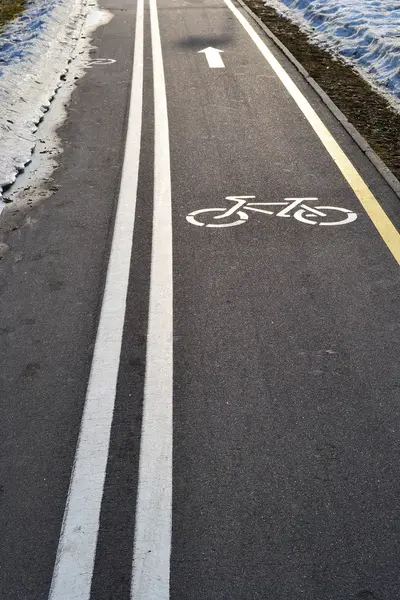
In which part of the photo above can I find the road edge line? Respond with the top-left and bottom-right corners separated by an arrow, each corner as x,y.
48,0 -> 144,596
235,0 -> 400,201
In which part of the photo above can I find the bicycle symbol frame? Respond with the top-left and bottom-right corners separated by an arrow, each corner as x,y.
186,196 -> 358,228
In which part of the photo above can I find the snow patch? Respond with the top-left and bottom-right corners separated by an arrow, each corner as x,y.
263,0 -> 400,113
0,0 -> 111,195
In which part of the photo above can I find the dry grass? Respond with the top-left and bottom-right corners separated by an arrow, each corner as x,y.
0,0 -> 27,30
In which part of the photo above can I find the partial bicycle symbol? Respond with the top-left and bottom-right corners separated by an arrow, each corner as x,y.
186,196 -> 358,228
87,58 -> 116,67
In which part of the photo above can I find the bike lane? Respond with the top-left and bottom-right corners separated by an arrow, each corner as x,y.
157,0 -> 400,597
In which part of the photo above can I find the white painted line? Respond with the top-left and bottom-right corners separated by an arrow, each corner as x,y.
48,0 -> 144,597
130,0 -> 173,596
198,46 -> 225,68
224,0 -> 400,264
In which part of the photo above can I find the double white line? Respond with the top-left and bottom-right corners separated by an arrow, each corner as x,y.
48,0 -> 173,596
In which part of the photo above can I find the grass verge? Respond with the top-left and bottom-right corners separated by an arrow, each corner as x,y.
0,0 -> 27,31
242,0 -> 400,184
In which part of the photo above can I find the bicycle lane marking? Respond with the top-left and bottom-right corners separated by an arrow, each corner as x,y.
186,197 -> 358,227
48,0 -> 144,597
131,0 -> 173,595
224,0 -> 400,265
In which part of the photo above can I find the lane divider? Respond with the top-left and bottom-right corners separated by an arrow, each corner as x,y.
224,0 -> 400,265
48,0 -> 145,596
130,0 -> 173,596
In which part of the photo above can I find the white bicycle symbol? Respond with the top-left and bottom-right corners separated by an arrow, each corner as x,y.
186,196 -> 358,228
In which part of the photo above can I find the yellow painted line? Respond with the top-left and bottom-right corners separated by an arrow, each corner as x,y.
224,0 -> 400,265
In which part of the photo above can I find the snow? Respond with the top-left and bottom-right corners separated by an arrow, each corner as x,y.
0,0 -> 89,193
264,0 -> 400,111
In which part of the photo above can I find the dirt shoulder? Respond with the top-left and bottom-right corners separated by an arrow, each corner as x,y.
0,0 -> 27,30
242,0 -> 400,185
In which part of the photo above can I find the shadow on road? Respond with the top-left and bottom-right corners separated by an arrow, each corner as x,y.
175,33 -> 233,49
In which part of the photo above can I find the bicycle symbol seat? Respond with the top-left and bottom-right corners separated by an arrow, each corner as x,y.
186,196 -> 357,228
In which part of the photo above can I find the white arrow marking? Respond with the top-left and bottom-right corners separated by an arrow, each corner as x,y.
198,46 -> 225,68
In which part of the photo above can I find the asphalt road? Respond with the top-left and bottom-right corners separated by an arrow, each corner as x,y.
0,0 -> 399,598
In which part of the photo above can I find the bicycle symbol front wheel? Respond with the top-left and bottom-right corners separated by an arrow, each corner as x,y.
294,206 -> 357,226
186,208 -> 249,228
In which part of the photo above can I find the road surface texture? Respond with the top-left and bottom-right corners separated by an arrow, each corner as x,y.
0,0 -> 399,598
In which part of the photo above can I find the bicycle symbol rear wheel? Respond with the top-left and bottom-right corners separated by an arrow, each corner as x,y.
186,208 -> 249,228
294,206 -> 357,226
